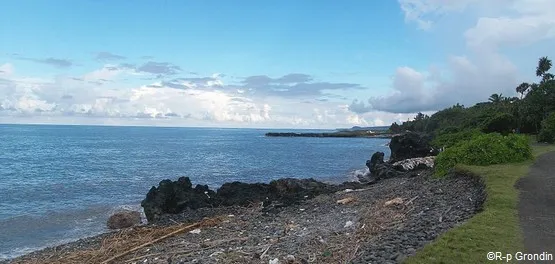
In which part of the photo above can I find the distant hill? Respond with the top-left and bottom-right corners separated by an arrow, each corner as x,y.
337,126 -> 389,132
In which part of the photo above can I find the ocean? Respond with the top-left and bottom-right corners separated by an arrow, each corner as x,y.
0,124 -> 390,260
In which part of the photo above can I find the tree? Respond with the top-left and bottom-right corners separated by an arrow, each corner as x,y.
538,112 -> 555,143
385,56 -> 554,138
415,112 -> 425,121
389,122 -> 402,133
516,82 -> 530,99
502,97 -> 518,104
488,93 -> 504,104
482,113 -> 515,135
536,56 -> 552,77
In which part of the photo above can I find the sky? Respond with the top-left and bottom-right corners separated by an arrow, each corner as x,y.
1,0 -> 554,128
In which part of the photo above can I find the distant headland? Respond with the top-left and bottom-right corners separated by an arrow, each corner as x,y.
265,126 -> 394,138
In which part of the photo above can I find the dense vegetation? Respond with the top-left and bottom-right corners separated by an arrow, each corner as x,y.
389,57 -> 555,138
433,133 -> 532,177
389,57 -> 554,174
538,112 -> 555,143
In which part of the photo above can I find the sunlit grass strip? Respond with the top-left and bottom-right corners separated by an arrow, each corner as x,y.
404,144 -> 555,264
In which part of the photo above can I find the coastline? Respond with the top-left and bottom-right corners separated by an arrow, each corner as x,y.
265,131 -> 395,138
4,168 -> 485,264
4,132 -> 474,263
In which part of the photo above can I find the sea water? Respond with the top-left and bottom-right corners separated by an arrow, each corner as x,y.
0,124 -> 390,259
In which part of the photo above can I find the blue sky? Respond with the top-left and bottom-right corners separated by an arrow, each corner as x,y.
1,0 -> 554,128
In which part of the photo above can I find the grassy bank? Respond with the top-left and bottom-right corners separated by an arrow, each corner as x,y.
405,144 -> 555,264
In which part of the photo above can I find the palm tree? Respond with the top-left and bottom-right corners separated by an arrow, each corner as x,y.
536,56 -> 552,77
503,97 -> 518,103
542,73 -> 555,83
516,82 -> 530,99
488,93 -> 504,104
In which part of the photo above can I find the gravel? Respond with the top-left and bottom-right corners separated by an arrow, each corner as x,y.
4,169 -> 485,264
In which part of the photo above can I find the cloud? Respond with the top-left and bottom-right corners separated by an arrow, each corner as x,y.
241,73 -> 313,86
348,99 -> 373,114
0,64 -> 408,128
17,57 -> 73,68
0,63 -> 14,76
353,53 -> 519,113
364,66 -> 436,113
398,0 -> 479,30
148,73 -> 361,100
354,0 -> 554,114
239,73 -> 362,98
136,61 -> 182,76
83,64 -> 130,81
464,0 -> 555,50
98,61 -> 181,78
95,52 -> 126,61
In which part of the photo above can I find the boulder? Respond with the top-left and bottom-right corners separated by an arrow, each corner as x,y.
392,156 -> 436,171
141,177 -> 217,222
388,132 -> 438,163
364,152 -> 403,182
217,181 -> 273,207
270,178 -> 337,205
142,177 -> 359,222
107,210 -> 141,229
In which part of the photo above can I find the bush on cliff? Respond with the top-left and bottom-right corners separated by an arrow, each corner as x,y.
481,113 -> 515,135
431,129 -> 482,149
434,133 -> 533,177
537,112 -> 555,143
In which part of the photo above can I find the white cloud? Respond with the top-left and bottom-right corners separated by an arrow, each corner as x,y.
358,0 -> 555,113
3,65 -> 400,128
0,63 -> 14,76
346,114 -> 369,126
465,0 -> 555,50
398,0 -> 480,30
83,65 -> 125,81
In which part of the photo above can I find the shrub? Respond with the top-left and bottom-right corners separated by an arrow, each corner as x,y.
434,133 -> 533,177
537,112 -> 555,143
481,113 -> 515,135
431,129 -> 482,149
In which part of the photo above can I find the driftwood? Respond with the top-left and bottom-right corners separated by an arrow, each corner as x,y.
101,217 -> 221,264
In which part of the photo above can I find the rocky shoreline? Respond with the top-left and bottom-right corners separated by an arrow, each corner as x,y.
5,168 -> 485,264
265,131 -> 394,138
4,132 -> 487,264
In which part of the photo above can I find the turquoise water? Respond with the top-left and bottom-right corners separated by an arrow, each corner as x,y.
0,124 -> 390,259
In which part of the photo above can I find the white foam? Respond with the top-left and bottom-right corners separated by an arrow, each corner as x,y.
348,168 -> 370,182
1,203 -> 147,260
0,246 -> 38,260
0,236 -> 96,261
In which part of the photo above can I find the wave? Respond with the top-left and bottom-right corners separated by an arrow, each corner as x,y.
347,167 -> 370,182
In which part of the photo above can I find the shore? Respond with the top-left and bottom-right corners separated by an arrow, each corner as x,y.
265,130 -> 395,138
5,168 -> 485,264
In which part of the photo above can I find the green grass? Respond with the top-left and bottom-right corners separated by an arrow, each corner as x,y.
404,144 -> 555,264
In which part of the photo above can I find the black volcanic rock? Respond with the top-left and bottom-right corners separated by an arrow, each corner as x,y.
365,152 -> 403,182
141,177 -> 363,222
217,182 -> 273,207
141,177 -> 217,222
388,132 -> 438,163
